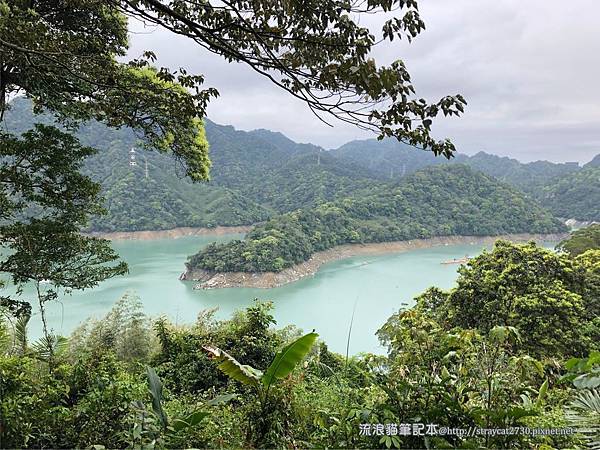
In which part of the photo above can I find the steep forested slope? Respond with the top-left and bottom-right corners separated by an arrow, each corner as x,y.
84,143 -> 271,232
330,137 -> 597,220
234,152 -> 379,212
188,165 -> 566,273
5,99 -> 378,231
204,121 -> 382,212
8,97 -> 596,230
537,167 -> 600,221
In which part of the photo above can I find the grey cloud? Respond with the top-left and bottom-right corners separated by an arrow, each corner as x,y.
128,1 -> 600,163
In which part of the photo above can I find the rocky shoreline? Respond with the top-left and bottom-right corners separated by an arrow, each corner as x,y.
87,225 -> 252,241
181,233 -> 568,290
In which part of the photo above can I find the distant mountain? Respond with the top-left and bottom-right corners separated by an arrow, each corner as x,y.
246,128 -> 322,155
537,166 -> 600,221
5,97 -> 597,231
329,137 -> 598,220
206,120 -> 381,213
189,164 -> 567,273
330,137 -> 582,192
329,138 -> 446,179
461,151 -> 581,194
585,154 -> 600,168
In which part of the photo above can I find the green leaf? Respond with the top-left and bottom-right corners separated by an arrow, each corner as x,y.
146,366 -> 168,429
489,325 -> 520,345
535,379 -> 549,408
262,332 -> 318,389
565,389 -> 600,447
574,373 -> 600,390
31,333 -> 68,361
203,345 -> 262,386
565,356 -> 581,371
14,313 -> 30,354
206,393 -> 237,406
171,410 -> 210,432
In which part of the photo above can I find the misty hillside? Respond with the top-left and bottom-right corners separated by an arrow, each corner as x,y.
5,97 -> 598,231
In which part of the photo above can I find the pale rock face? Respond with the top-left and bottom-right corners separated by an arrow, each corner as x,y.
565,218 -> 599,229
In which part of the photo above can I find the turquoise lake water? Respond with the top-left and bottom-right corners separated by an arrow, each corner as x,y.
8,235 -> 556,354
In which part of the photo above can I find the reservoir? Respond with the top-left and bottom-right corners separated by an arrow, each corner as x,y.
19,234 -> 557,354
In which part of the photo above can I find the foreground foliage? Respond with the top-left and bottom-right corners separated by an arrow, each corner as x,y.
1,241 -> 599,448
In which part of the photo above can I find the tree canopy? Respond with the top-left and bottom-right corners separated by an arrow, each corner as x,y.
0,0 -> 211,179
0,125 -> 127,344
416,241 -> 600,358
2,0 -> 465,158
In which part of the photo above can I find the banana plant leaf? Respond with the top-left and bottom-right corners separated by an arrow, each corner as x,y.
146,366 -> 169,429
206,393 -> 237,406
203,345 -> 262,386
262,332 -> 318,389
171,410 -> 210,432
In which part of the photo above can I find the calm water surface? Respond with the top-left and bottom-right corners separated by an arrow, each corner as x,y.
18,235 -> 556,354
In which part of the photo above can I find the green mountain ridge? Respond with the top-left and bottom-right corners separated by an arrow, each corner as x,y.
5,97 -> 599,232
537,166 -> 600,221
330,137 -> 585,194
188,164 -> 566,273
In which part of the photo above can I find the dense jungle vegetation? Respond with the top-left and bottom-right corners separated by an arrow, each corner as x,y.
1,1 -> 598,448
1,239 -> 599,449
188,165 -> 565,273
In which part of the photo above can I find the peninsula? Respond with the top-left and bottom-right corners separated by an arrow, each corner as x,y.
184,165 -> 567,288
182,233 -> 568,289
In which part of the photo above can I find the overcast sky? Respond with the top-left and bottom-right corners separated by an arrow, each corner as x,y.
128,0 -> 600,163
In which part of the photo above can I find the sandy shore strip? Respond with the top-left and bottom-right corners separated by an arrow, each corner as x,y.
87,225 -> 252,241
182,233 -> 568,290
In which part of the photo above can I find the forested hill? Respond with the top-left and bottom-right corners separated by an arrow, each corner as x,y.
188,165 -> 566,273
331,138 -> 599,221
330,138 -> 583,190
536,166 -> 600,221
204,120 -> 380,213
6,97 -> 597,232
4,98 -> 379,231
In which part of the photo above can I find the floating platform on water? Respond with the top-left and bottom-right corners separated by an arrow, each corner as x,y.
441,256 -> 471,265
